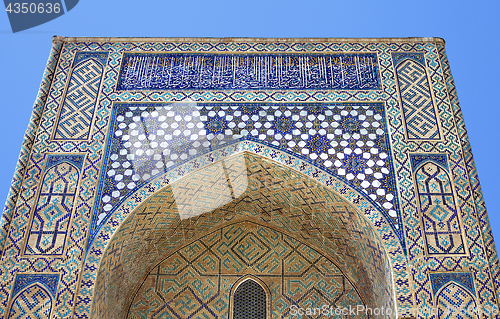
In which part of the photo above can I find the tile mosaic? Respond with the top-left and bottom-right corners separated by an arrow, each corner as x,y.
411,154 -> 466,255
8,284 -> 53,318
90,102 -> 402,250
117,52 -> 381,91
0,37 -> 497,319
392,52 -> 441,141
92,153 -> 394,318
127,222 -> 369,319
53,52 -> 108,140
23,154 -> 85,256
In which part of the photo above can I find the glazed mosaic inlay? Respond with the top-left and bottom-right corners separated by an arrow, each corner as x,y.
116,53 -> 381,91
90,102 -> 401,247
0,37 -> 498,319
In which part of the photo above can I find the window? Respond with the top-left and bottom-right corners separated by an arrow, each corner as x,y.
233,279 -> 267,319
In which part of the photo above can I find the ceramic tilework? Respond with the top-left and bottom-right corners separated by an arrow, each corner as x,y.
8,284 -> 53,318
8,274 -> 59,318
0,38 -> 497,319
126,222 -> 369,319
411,154 -> 465,255
436,283 -> 478,319
233,279 -> 267,319
410,153 -> 448,172
90,101 -> 402,250
91,153 -> 394,318
430,272 -> 475,296
11,274 -> 60,298
117,52 -> 381,91
72,52 -> 108,67
53,52 -> 108,140
24,154 -> 84,256
393,52 -> 441,141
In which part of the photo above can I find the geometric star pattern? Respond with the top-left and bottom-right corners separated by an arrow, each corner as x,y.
92,102 -> 401,246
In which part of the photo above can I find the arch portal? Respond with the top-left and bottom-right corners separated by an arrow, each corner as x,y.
91,152 -> 397,318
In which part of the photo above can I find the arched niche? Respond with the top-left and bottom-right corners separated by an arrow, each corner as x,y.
8,284 -> 53,318
89,152 -> 399,318
436,282 -> 479,319
125,221 -> 373,318
230,276 -> 270,319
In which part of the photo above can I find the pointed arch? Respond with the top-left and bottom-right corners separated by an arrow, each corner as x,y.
231,276 -> 269,319
436,282 -> 479,319
393,52 -> 441,140
87,152 -> 402,318
8,284 -> 53,318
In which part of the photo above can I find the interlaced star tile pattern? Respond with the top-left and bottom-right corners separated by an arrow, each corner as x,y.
92,102 -> 400,242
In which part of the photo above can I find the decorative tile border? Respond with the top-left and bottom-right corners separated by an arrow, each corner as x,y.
12,273 -> 60,298
0,38 -> 496,318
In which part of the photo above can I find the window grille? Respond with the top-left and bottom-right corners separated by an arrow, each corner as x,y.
233,279 -> 267,319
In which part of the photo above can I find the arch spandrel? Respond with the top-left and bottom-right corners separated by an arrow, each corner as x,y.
90,101 -> 403,247
89,151 -> 403,318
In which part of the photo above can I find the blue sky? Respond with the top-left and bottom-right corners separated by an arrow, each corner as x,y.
0,0 -> 499,246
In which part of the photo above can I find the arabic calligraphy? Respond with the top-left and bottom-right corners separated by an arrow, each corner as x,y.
117,53 -> 381,90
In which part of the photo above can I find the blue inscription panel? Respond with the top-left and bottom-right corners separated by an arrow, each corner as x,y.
117,53 -> 381,91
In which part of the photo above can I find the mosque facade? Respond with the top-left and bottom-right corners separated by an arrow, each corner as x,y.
0,36 -> 498,318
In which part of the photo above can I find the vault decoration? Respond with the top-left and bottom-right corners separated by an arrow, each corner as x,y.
0,37 -> 497,319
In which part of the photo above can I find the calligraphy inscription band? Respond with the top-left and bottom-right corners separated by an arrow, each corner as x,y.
117,53 -> 381,91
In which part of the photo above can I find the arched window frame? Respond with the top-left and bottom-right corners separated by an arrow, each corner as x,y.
230,275 -> 271,319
